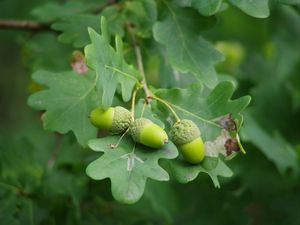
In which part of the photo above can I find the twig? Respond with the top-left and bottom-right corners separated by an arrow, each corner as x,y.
0,0 -> 119,31
0,20 -> 50,31
126,23 -> 152,103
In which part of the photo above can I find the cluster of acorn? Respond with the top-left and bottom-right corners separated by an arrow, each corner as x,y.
90,106 -> 205,164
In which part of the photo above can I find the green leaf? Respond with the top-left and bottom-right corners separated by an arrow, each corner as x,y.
191,0 -> 223,16
168,157 -> 233,187
143,181 -> 179,222
176,0 -> 223,16
124,0 -> 157,37
241,112 -> 299,174
99,5 -> 125,37
276,0 -> 300,4
154,81 -> 251,141
85,17 -> 141,109
228,0 -> 270,18
0,189 -> 35,225
86,136 -> 178,204
153,81 -> 250,184
31,0 -> 105,23
27,70 -> 98,147
0,138 -> 44,187
153,3 -> 224,88
52,14 -> 101,48
22,33 -> 73,71
52,6 -> 125,48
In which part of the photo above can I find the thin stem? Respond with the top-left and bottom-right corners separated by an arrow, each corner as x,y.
126,23 -> 152,103
236,133 -> 246,154
151,95 -> 181,122
131,88 -> 139,120
140,100 -> 147,118
110,129 -> 129,149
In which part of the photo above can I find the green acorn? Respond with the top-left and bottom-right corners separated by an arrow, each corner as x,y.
130,118 -> 168,149
170,119 -> 205,164
90,106 -> 132,133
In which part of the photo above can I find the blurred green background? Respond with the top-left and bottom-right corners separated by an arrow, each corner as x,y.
0,0 -> 299,225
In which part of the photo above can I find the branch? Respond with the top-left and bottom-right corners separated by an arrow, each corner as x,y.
0,19 -> 50,31
0,0 -> 120,31
126,23 -> 152,104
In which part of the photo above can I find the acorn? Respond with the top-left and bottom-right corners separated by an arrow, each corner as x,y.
130,118 -> 168,149
170,119 -> 205,164
90,106 -> 132,133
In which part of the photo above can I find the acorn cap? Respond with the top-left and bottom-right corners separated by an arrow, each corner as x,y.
130,118 -> 152,142
170,119 -> 200,146
111,106 -> 132,133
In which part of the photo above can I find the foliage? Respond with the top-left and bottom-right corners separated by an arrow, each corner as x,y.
0,0 -> 299,224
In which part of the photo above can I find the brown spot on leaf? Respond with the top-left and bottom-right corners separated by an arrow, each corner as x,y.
218,113 -> 237,131
224,138 -> 240,156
